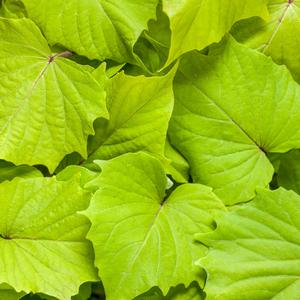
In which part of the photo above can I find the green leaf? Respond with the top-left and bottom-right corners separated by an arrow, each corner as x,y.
0,0 -> 26,18
22,0 -> 158,64
164,139 -> 189,183
162,0 -> 269,65
277,150 -> 300,194
0,160 -> 42,183
87,69 -> 175,162
165,283 -> 204,300
133,2 -> 171,73
0,18 -> 108,172
22,282 -> 92,300
168,36 -> 300,204
197,187 -> 300,300
54,152 -> 83,174
56,165 -> 99,192
0,284 -> 25,300
0,176 -> 98,300
232,0 -> 300,82
136,282 -> 204,300
71,282 -> 92,300
83,152 -> 226,300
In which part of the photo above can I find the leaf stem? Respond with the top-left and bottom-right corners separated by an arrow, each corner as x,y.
0,234 -> 12,240
48,50 -> 73,63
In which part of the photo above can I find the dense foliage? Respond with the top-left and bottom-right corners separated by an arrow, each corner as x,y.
0,0 -> 299,299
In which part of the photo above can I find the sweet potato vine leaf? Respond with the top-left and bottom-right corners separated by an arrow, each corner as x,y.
83,152 -> 226,300
277,149 -> 300,195
162,0 -> 269,65
0,18 -> 108,172
136,282 -> 204,300
87,69 -> 175,162
232,0 -> 300,82
22,0 -> 158,64
0,160 -> 42,183
168,36 -> 300,205
0,0 -> 26,18
0,176 -> 98,300
197,188 -> 300,300
0,284 -> 25,300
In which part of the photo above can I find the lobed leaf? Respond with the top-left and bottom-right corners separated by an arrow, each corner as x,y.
87,69 -> 175,162
163,0 -> 269,65
197,187 -> 300,299
0,176 -> 98,299
0,18 -> 108,172
84,152 -> 226,300
22,0 -> 158,64
232,0 -> 300,82
169,36 -> 300,204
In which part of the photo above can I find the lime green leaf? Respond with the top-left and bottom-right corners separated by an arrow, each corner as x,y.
0,161 -> 42,183
22,282 -> 92,300
0,176 -> 98,300
54,152 -> 83,174
136,282 -> 204,300
87,69 -> 175,162
232,0 -> 300,82
56,165 -> 99,192
197,187 -> 300,300
165,283 -> 204,300
277,150 -> 300,194
168,36 -> 300,204
0,284 -> 25,300
134,2 -> 171,73
22,0 -> 158,63
164,139 -> 189,183
84,152 -> 226,300
163,0 -> 269,65
0,18 -> 108,172
71,282 -> 92,300
0,0 -> 26,18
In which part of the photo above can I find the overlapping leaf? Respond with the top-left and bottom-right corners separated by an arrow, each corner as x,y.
0,18 -> 108,172
22,0 -> 158,64
136,282 -> 204,300
84,152 -> 226,300
162,0 -> 269,65
232,0 -> 300,82
87,70 -> 175,162
0,160 -> 42,183
277,150 -> 300,194
0,284 -> 24,300
164,139 -> 190,183
169,36 -> 300,204
197,188 -> 300,299
0,0 -> 26,18
0,176 -> 98,299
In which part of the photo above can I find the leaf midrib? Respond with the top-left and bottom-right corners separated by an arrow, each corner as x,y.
0,58 -> 50,138
178,69 -> 265,154
115,196 -> 168,291
262,1 -> 294,54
